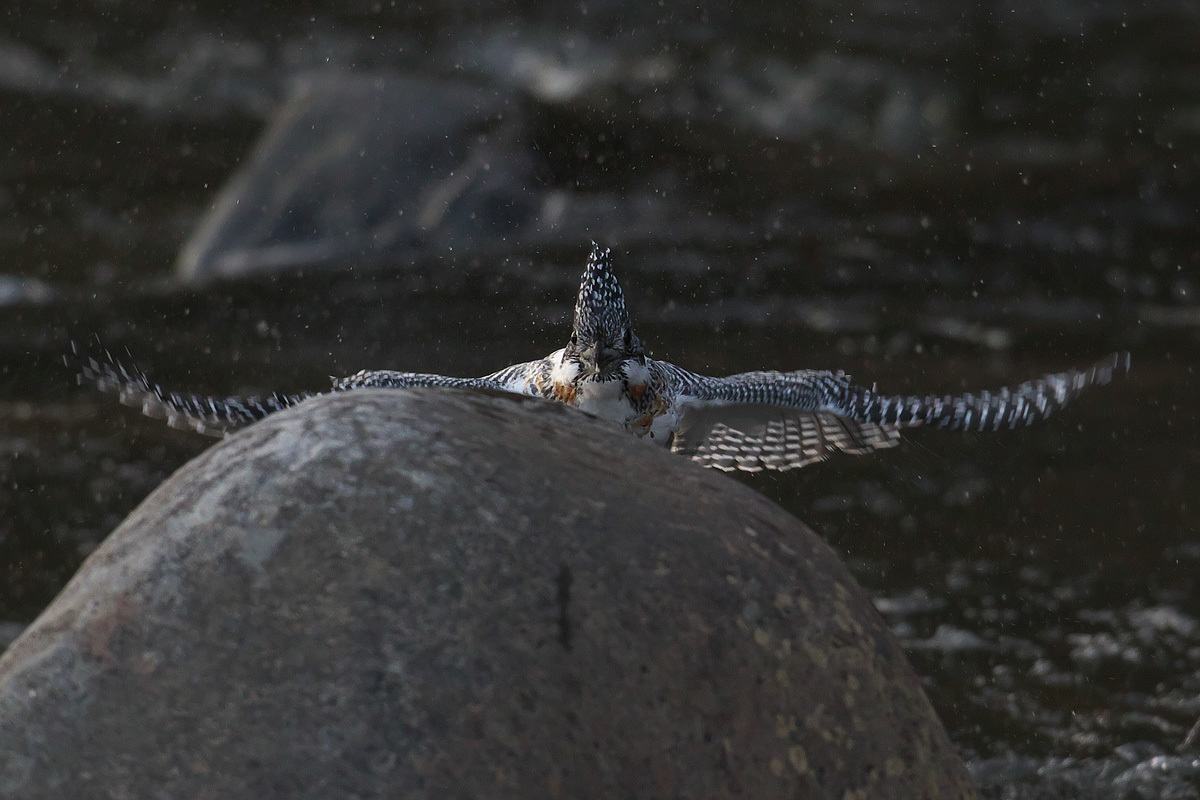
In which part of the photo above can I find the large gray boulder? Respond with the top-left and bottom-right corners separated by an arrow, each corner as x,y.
0,389 -> 978,799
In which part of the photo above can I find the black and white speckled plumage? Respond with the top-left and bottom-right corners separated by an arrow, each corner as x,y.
72,244 -> 1128,471
658,355 -> 1128,471
572,244 -> 634,351
71,343 -> 315,437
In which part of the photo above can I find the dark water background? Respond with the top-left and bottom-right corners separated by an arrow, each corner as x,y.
2,2 -> 1199,796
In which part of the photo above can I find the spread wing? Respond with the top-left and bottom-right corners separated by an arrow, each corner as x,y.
71,341 -> 550,437
69,342 -> 315,437
658,354 -> 1128,473
673,401 -> 901,472
655,363 -> 898,472
332,359 -> 548,394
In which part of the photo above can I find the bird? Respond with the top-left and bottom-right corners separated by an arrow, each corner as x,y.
71,242 -> 1129,472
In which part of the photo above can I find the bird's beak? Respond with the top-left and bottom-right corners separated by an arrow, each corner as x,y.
579,342 -> 621,375
597,345 -> 622,372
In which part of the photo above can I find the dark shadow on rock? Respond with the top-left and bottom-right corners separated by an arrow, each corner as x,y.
0,389 -> 978,799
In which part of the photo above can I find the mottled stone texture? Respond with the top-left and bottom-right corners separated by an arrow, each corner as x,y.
0,390 -> 978,799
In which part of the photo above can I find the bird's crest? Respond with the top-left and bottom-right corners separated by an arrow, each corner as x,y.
572,242 -> 632,346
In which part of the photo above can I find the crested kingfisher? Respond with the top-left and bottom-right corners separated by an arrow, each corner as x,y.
72,243 -> 1128,472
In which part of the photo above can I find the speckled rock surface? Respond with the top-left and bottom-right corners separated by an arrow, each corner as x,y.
0,389 -> 978,799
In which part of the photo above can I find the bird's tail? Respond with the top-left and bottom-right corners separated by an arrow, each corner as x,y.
68,341 -> 314,437
843,352 -> 1130,430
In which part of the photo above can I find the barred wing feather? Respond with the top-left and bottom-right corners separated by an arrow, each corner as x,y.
71,342 -> 546,437
672,402 -> 901,472
665,353 -> 1128,473
70,343 -> 312,437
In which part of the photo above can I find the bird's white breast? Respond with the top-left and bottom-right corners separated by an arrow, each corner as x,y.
647,406 -> 680,444
547,349 -> 578,388
574,376 -> 634,424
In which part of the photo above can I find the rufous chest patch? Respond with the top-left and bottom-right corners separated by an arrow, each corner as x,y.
551,381 -> 578,404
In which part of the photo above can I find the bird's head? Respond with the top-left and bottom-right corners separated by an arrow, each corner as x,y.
562,242 -> 645,381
